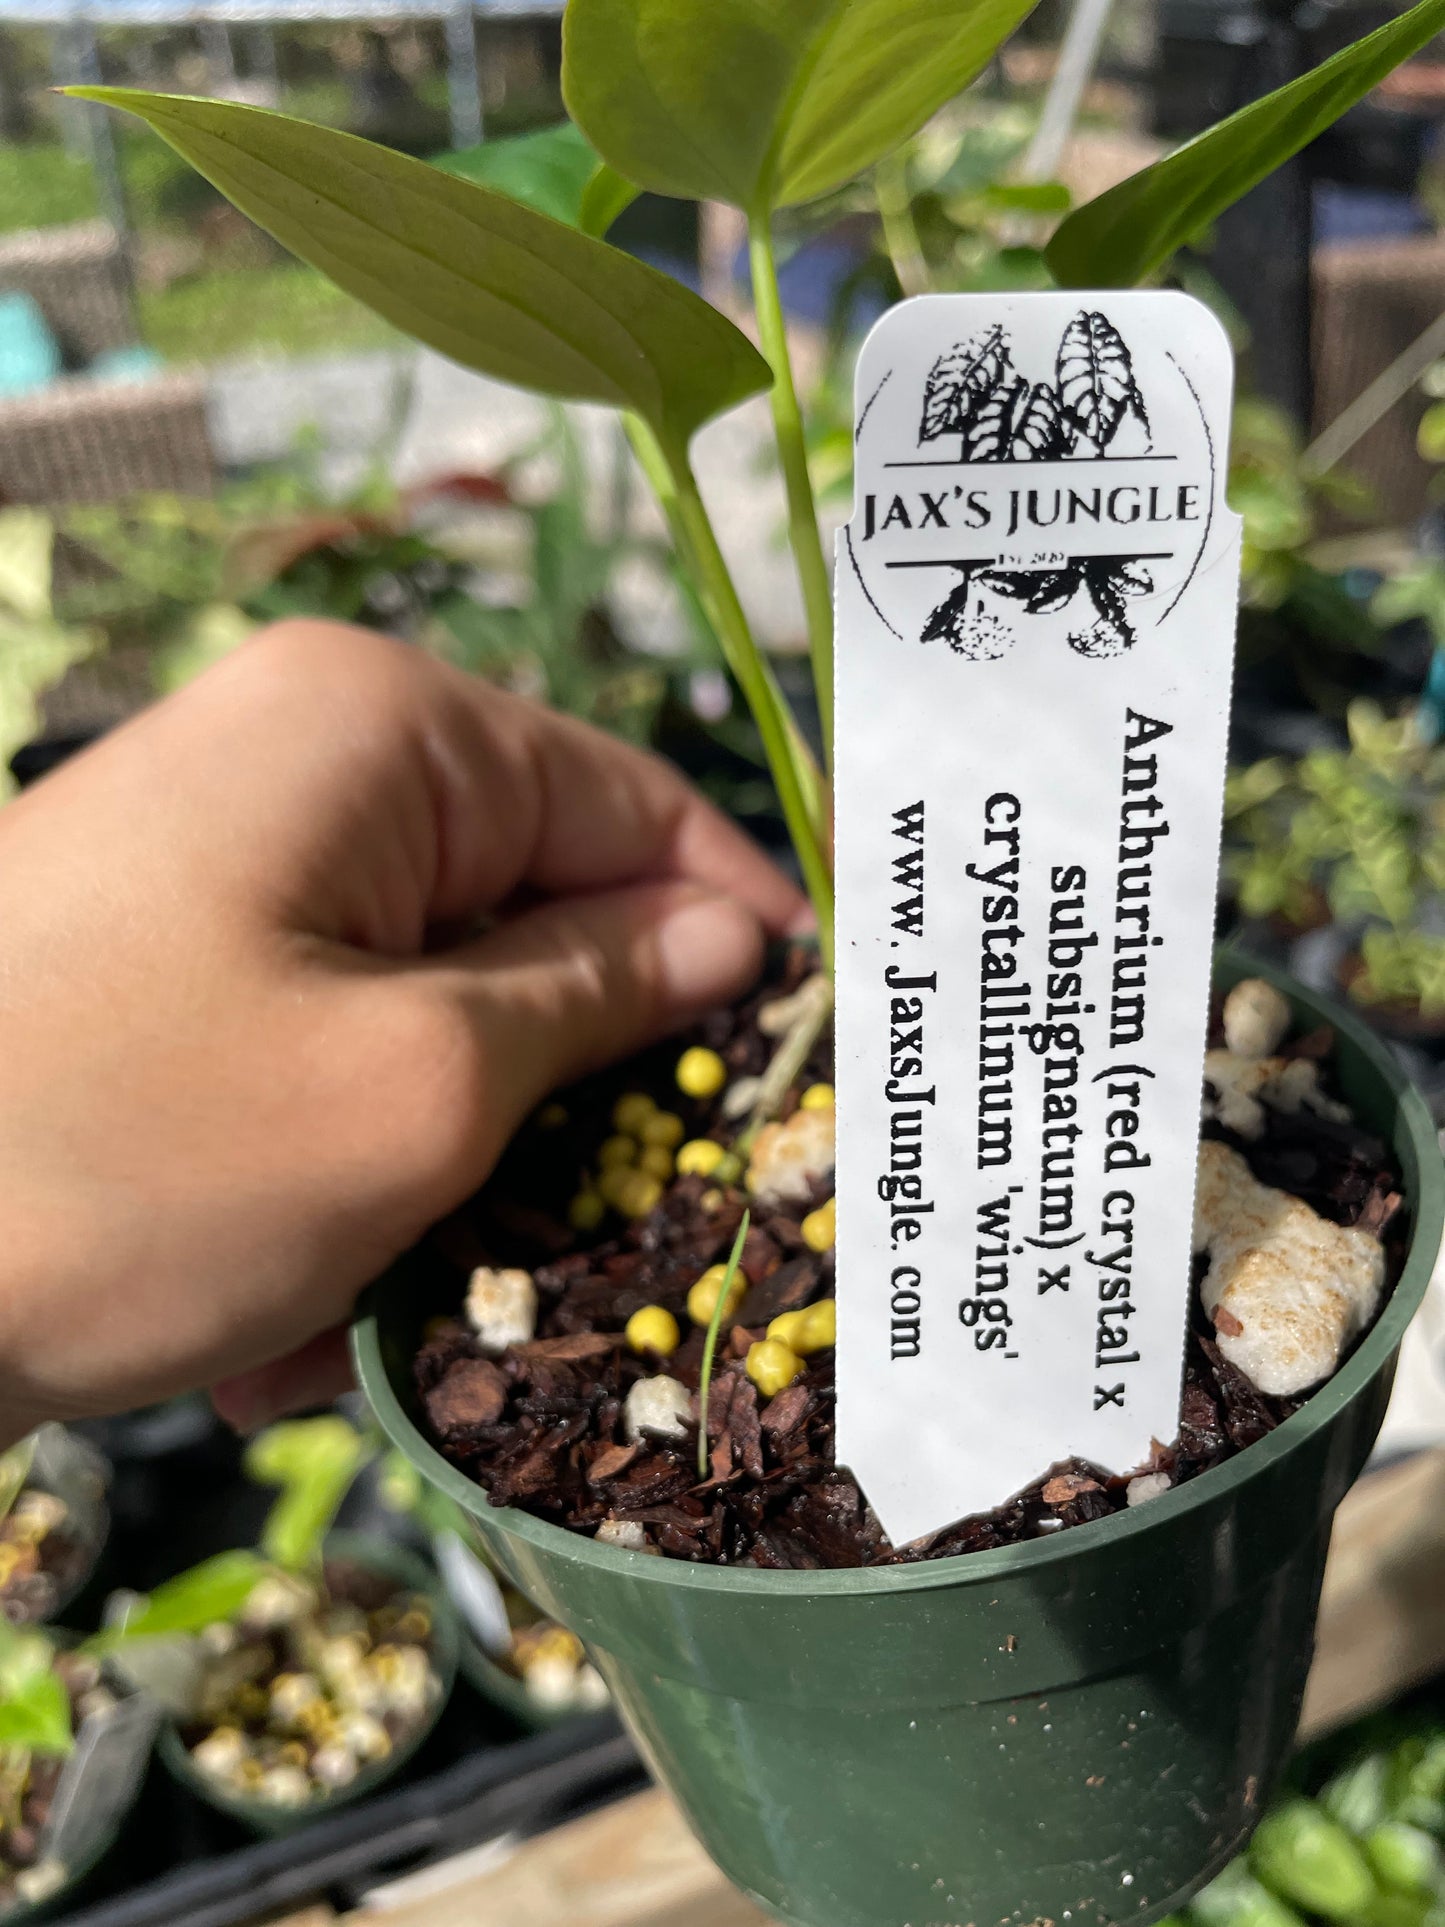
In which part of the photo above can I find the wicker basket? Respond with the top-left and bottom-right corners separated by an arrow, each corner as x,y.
0,371 -> 214,509
0,221 -> 136,366
1312,233 -> 1445,527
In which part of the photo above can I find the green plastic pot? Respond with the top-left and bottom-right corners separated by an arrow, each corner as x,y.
352,956 -> 1445,1927
1,1637 -> 155,1925
457,1631 -> 582,1730
159,1532 -> 459,1836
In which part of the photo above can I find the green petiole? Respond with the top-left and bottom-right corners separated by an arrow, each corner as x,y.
697,1210 -> 750,1480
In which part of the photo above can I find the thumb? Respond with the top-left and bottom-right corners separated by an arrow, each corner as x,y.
413,878 -> 763,1187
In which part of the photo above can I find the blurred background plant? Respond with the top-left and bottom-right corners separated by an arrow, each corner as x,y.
1224,700 -> 1445,1020
32,407 -> 740,745
1228,399 -> 1393,731
0,509 -> 103,799
1160,1687 -> 1445,1927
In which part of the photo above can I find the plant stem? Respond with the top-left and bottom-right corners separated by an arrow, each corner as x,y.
873,152 -> 930,298
626,415 -> 835,970
737,972 -> 834,1154
747,216 -> 835,770
672,464 -> 835,969
697,1210 -> 749,1479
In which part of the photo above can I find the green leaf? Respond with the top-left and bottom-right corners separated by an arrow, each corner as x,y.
67,89 -> 765,454
984,180 -> 1071,214
1047,0 -> 1445,288
1250,1798 -> 1378,1922
0,1665 -> 72,1757
247,1415 -> 369,1574
563,0 -> 1041,213
1191,1861 -> 1309,1927
696,1210 -> 749,1479
1363,1822 -> 1442,1896
0,514 -> 102,802
0,1438 -> 35,1524
1418,401 -> 1445,465
151,602 -> 256,695
84,1550 -> 267,1655
433,121 -> 638,236
0,509 -> 55,621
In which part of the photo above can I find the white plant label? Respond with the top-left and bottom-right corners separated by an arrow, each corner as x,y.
833,291 -> 1241,1546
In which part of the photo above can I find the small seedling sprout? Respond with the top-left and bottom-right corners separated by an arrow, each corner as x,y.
697,1210 -> 750,1480
246,1414 -> 373,1576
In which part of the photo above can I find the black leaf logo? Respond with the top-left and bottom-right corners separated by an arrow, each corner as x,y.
920,558 -> 1155,661
978,565 -> 1078,614
1056,311 -> 1151,452
966,378 -> 1071,463
917,309 -> 1150,462
919,574 -> 1016,660
1066,559 -> 1154,656
919,327 -> 1013,444
903,309 -> 1170,663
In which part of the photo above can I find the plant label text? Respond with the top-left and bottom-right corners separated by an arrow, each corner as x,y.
833,291 -> 1241,1545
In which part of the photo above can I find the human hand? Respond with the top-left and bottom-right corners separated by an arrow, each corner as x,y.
0,621 -> 804,1442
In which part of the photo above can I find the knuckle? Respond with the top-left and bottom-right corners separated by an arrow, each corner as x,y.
244,620 -> 424,714
361,985 -> 492,1208
527,906 -> 640,1051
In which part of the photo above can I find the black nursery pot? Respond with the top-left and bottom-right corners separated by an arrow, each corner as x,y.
353,957 -> 1444,1927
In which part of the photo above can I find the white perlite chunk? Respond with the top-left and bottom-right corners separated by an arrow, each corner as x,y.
312,1743 -> 360,1790
623,1375 -> 693,1444
465,1266 -> 537,1353
595,1517 -> 651,1551
747,1103 -> 836,1207
192,1726 -> 249,1779
1126,1473 -> 1172,1508
13,1862 -> 67,1906
1221,977 -> 1293,1058
1202,1050 -> 1352,1142
1193,1140 -> 1386,1396
257,1764 -> 313,1809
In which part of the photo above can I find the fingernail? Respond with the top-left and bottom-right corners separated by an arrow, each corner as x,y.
653,891 -> 763,1010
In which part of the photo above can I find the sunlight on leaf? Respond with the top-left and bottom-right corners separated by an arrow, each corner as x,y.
564,0 -> 1040,213
0,509 -> 54,622
68,90 -> 766,456
0,512 -> 102,803
84,1551 -> 267,1655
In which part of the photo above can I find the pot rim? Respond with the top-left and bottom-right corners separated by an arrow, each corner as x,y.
351,952 -> 1445,1601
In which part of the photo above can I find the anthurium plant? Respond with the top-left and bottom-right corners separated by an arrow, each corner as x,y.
69,0 -> 1445,979
0,1548 -> 263,1758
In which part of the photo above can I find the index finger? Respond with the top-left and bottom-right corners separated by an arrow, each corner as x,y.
427,662 -> 808,931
